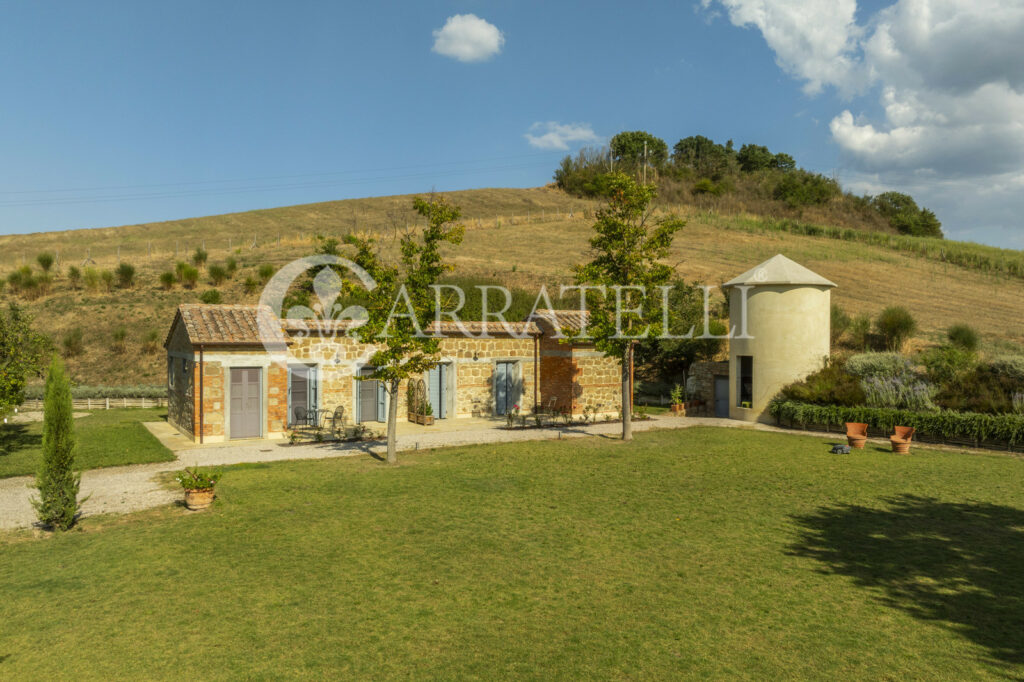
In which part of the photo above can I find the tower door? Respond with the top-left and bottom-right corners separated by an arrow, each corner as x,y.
714,375 -> 730,418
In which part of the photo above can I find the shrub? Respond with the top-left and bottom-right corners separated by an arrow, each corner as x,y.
208,264 -> 228,285
243,276 -> 259,295
141,329 -> 161,354
987,356 -> 1024,381
257,264 -> 275,283
67,265 -> 82,290
874,306 -> 917,351
772,170 -> 840,207
225,257 -> 238,277
36,252 -> 55,273
769,399 -> 1024,445
83,267 -> 101,291
111,326 -> 128,353
175,467 -> 222,491
115,262 -> 136,289
692,178 -> 725,196
845,352 -> 908,378
860,374 -> 936,411
778,361 -> 865,406
175,261 -> 189,282
947,323 -> 979,351
919,346 -> 976,386
159,271 -> 175,290
7,266 -> 35,295
192,247 -> 208,266
100,270 -> 114,292
61,328 -> 84,357
181,265 -> 199,289
830,304 -> 851,347
31,356 -> 82,530
199,289 -> 222,304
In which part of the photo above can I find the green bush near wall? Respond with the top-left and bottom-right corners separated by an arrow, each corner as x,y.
769,399 -> 1024,445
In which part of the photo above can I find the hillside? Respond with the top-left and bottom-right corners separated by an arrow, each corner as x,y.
1,186 -> 1022,387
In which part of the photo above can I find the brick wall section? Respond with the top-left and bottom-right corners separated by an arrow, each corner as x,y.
198,360 -> 225,439
267,364 -> 288,434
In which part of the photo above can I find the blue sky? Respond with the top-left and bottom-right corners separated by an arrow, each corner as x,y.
1,1 -> 1021,248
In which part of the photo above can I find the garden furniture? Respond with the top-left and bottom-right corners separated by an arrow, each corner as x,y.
329,406 -> 346,438
845,422 -> 868,449
890,426 -> 915,454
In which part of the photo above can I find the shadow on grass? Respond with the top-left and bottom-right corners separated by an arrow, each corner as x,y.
0,425 -> 41,460
789,494 -> 1024,666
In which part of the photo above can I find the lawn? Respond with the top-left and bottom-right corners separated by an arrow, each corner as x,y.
0,408 -> 174,478
2,427 -> 1023,679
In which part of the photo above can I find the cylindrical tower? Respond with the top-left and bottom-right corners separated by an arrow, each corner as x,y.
722,254 -> 835,422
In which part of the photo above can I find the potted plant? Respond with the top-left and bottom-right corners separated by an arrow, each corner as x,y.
420,401 -> 435,426
175,467 -> 222,511
670,384 -> 686,414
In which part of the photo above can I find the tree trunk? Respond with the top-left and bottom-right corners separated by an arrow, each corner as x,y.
386,378 -> 399,464
621,345 -> 632,442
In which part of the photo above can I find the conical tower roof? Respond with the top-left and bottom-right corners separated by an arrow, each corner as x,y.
722,254 -> 836,289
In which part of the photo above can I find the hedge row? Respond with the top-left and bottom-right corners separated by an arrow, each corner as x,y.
731,218 -> 1024,281
768,399 -> 1024,445
23,384 -> 165,400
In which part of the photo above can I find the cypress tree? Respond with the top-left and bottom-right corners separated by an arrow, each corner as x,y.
32,355 -> 82,530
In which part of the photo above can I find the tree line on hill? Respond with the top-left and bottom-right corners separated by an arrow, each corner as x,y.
554,130 -> 943,239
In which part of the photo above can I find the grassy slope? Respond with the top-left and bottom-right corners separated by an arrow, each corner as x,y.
0,408 -> 173,478
1,186 -> 1022,386
2,427 -> 1023,679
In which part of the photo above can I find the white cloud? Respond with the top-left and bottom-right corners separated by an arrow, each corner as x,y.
431,14 -> 505,63
704,0 -> 1024,245
524,122 -> 602,151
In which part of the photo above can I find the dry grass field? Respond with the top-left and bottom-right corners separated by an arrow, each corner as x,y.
1,186 -> 1021,386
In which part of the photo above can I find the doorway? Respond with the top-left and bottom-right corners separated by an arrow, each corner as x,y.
230,367 -> 262,439
494,361 -> 520,416
357,366 -> 386,423
427,363 -> 450,419
288,364 -> 318,426
714,375 -> 730,418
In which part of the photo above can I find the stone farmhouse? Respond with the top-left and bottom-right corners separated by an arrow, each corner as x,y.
164,306 -> 621,443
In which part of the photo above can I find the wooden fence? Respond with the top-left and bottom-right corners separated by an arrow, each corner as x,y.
20,397 -> 167,411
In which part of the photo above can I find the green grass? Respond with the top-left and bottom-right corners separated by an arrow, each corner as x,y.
0,408 -> 173,478
3,427 -> 1024,679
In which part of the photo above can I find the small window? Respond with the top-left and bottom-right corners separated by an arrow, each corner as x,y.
168,357 -> 174,388
738,355 -> 753,408
181,357 -> 188,376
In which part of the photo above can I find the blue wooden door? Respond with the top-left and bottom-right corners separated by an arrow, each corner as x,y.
427,363 -> 448,419
495,361 -> 518,416
358,367 -> 385,423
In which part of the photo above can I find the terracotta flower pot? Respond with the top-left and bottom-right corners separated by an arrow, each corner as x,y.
184,488 -> 215,511
670,404 -> 685,415
891,441 -> 911,454
847,436 -> 867,449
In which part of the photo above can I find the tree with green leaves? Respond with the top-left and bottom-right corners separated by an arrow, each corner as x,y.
32,356 -> 82,530
672,135 -> 734,180
345,197 -> 465,464
573,173 -> 685,441
0,303 -> 49,419
610,131 -> 668,168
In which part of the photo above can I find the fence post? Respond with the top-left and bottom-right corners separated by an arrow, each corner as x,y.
87,398 -> 91,410
105,397 -> 109,410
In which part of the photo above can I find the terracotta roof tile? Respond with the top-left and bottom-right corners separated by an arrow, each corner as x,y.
527,309 -> 590,334
169,304 -> 289,347
282,318 -> 540,337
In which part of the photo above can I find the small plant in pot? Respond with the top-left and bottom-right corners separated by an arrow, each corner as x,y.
670,384 -> 686,414
175,467 -> 222,511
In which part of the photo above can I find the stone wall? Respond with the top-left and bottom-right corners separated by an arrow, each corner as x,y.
573,350 -> 621,415
165,323 -> 194,437
690,360 -> 729,417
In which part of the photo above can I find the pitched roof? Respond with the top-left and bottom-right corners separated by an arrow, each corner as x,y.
527,309 -> 590,334
281,318 -> 540,337
722,254 -> 836,289
166,304 -> 290,348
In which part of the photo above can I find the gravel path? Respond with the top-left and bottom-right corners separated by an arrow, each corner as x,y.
3,416 -> 954,531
